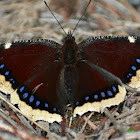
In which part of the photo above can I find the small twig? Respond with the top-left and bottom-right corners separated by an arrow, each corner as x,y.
116,110 -> 140,119
16,113 -> 37,134
79,112 -> 94,134
123,122 -> 140,126
106,128 -> 117,139
82,115 -> 97,130
69,116 -> 73,128
112,131 -> 140,140
66,127 -> 78,138
85,126 -> 114,138
0,110 -> 19,129
104,108 -> 126,135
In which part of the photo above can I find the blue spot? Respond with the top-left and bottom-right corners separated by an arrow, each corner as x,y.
45,103 -> 49,108
23,93 -> 28,99
0,64 -> 5,69
128,73 -> 133,76
85,96 -> 89,101
29,95 -> 34,103
101,92 -> 105,97
127,73 -> 133,78
36,100 -> 40,106
76,101 -> 79,105
5,71 -> 10,76
112,86 -> 117,92
53,108 -> 56,112
9,78 -> 13,81
107,90 -> 113,96
131,66 -> 136,71
136,58 -> 140,63
19,86 -> 25,92
9,78 -> 16,84
94,94 -> 98,99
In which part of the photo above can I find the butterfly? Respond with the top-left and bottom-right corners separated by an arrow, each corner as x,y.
0,0 -> 140,124
0,33 -> 140,123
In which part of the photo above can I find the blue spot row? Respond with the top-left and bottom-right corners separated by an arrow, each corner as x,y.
82,86 -> 118,103
125,58 -> 140,81
21,91 -> 51,109
16,84 -> 56,112
0,64 -> 17,87
22,92 -> 48,108
127,73 -> 133,78
9,78 -> 16,84
23,92 -> 40,106
98,86 -> 117,98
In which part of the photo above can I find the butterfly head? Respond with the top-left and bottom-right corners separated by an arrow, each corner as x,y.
64,31 -> 75,42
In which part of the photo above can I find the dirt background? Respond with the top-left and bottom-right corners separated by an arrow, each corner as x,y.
0,0 -> 140,44
0,0 -> 140,140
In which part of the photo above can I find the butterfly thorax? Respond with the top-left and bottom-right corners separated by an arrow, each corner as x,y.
62,34 -> 78,65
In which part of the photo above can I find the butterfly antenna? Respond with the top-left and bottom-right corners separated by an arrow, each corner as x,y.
72,0 -> 91,36
43,0 -> 67,36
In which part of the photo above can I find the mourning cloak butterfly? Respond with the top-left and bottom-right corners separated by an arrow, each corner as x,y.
0,0 -> 140,123
0,34 -> 140,123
